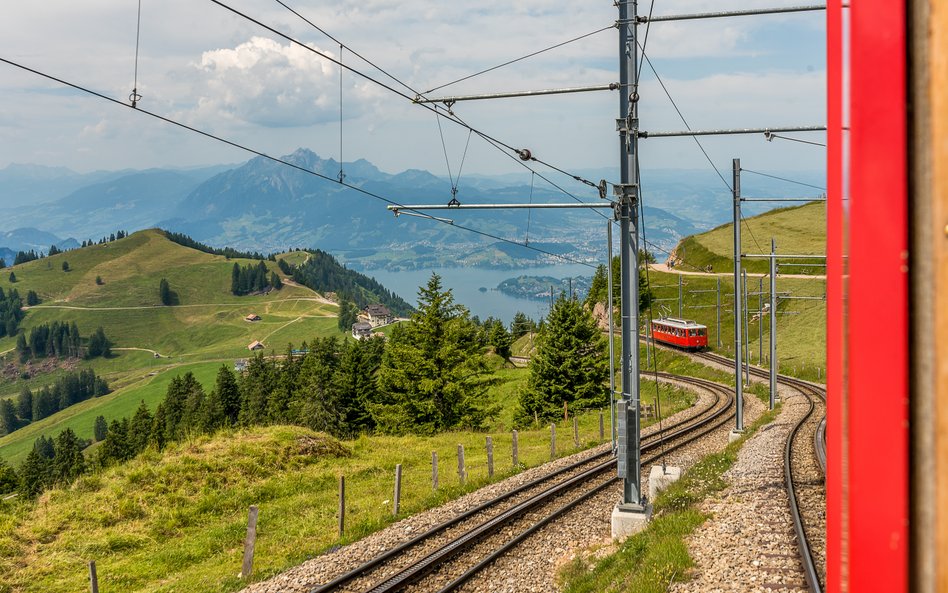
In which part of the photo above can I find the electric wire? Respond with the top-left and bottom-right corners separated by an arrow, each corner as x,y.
766,133 -> 826,147
338,43 -> 344,183
635,0 -> 657,84
423,25 -> 616,95
0,56 -> 599,271
741,168 -> 827,191
129,0 -> 143,107
263,0 -> 603,193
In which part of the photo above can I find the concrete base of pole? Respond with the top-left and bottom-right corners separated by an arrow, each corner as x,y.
728,429 -> 745,443
648,465 -> 681,501
611,503 -> 652,540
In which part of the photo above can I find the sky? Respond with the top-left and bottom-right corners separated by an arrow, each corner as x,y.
0,0 -> 826,182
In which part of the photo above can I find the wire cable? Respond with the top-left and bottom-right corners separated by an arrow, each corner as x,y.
338,43 -> 344,183
741,168 -> 826,191
129,0 -> 143,107
765,132 -> 826,148
635,0 -> 657,84
0,56 -> 599,271
423,25 -> 616,95
262,0 -> 604,193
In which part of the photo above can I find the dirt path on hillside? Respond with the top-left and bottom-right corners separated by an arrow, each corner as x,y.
24,297 -> 335,312
648,263 -> 825,280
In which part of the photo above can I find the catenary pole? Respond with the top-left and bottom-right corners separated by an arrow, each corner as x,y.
716,277 -> 722,347
615,0 -> 643,507
743,268 -> 750,383
732,158 -> 744,431
607,221 -> 616,450
770,239 -> 777,409
758,276 -> 763,362
678,274 -> 683,317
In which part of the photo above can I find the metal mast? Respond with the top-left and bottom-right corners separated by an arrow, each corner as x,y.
615,0 -> 643,508
732,158 -> 744,432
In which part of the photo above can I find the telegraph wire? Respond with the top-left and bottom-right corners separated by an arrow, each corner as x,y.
742,168 -> 827,191
423,25 -> 616,95
0,56 -> 598,270
249,0 -> 605,194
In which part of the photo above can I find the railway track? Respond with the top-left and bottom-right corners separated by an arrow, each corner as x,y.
308,373 -> 735,593
693,350 -> 827,593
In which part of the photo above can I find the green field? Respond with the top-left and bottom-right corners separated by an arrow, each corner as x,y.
0,230 -> 350,464
672,201 -> 826,275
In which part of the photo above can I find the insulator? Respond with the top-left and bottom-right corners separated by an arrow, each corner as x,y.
518,148 -> 532,161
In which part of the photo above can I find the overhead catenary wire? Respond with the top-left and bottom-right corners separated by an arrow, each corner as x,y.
262,0 -> 604,193
741,168 -> 827,191
0,56 -> 599,271
129,0 -> 143,107
338,44 -> 345,183
765,132 -> 826,147
423,25 -> 616,95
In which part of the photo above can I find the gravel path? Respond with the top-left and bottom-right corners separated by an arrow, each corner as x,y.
239,376 -> 764,593
669,383 -> 817,593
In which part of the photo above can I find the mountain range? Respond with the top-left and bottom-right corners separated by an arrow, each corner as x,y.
0,150 -> 824,269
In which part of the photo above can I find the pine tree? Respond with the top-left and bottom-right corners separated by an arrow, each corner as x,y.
7,271 -> 15,283
333,337 -> 382,435
17,387 -> 33,422
18,448 -> 50,497
374,274 -> 498,434
486,318 -> 513,359
0,456 -> 17,495
516,293 -> 609,425
510,312 -> 536,339
231,263 -> 241,295
99,418 -> 131,464
270,271 -> 283,289
26,290 -> 39,306
288,338 -> 343,435
61,260 -> 70,272
238,354 -> 276,426
52,428 -> 85,484
213,365 -> 241,426
128,401 -> 153,455
0,399 -> 18,435
93,415 -> 108,441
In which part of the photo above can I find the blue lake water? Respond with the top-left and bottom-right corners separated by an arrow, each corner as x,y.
366,265 -> 595,325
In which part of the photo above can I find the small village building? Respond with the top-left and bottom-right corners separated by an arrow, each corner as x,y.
359,303 -> 393,327
352,322 -> 373,340
244,313 -> 262,322
247,340 -> 265,351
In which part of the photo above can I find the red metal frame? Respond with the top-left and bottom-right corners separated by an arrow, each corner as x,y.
827,1 -> 910,591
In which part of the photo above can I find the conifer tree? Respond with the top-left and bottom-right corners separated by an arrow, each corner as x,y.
61,260 -> 69,272
333,336 -> 382,434
18,447 -> 50,497
288,337 -> 342,435
26,290 -> 39,306
214,365 -> 241,426
238,354 -> 277,426
99,418 -> 131,464
0,399 -> 17,435
17,387 -> 33,422
516,293 -> 609,425
159,278 -> 172,305
128,401 -> 153,455
8,271 -> 15,283
52,428 -> 85,484
93,414 -> 108,442
0,457 -> 17,495
374,274 -> 497,434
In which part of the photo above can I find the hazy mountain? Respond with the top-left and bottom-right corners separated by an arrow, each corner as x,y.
0,163 -> 127,207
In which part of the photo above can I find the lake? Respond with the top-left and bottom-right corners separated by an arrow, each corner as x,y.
366,264 -> 595,325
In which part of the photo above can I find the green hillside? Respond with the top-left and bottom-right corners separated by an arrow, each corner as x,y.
670,201 -> 826,275
0,230 -> 352,464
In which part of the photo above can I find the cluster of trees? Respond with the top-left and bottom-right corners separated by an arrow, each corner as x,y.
585,252 -> 654,315
12,429 -> 89,497
79,230 -> 128,248
516,294 -> 609,424
162,230 -> 270,261
336,294 -> 361,332
0,369 -> 110,436
284,249 -> 413,316
0,287 -> 26,338
14,323 -> 111,361
231,261 -> 282,296
13,250 -> 40,266
159,278 -> 175,306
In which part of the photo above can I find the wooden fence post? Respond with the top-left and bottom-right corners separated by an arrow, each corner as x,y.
88,560 -> 99,593
573,416 -> 579,448
241,505 -> 259,579
457,444 -> 466,485
512,430 -> 519,467
486,436 -> 494,478
338,476 -> 345,537
550,423 -> 556,460
599,409 -> 604,440
432,451 -> 439,490
393,464 -> 402,516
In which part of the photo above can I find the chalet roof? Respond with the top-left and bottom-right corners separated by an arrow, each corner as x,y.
244,313 -> 261,321
352,322 -> 373,330
364,303 -> 391,316
247,340 -> 265,350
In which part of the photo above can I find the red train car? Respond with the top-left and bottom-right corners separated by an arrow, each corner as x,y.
650,317 -> 707,350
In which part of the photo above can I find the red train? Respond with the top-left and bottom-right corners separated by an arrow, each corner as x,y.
649,317 -> 708,350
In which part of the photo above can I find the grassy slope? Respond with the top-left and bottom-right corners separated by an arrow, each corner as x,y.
673,201 -> 826,275
0,230 -> 346,464
0,371 -> 696,593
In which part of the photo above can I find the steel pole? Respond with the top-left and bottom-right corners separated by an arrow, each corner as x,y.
716,277 -> 722,347
678,274 -> 683,317
617,0 -> 642,507
770,239 -> 777,409
758,276 -> 763,363
743,268 -> 750,383
607,221 -> 616,450
732,159 -> 744,431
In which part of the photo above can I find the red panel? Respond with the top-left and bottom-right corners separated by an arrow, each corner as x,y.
847,0 -> 909,591
825,0 -> 844,590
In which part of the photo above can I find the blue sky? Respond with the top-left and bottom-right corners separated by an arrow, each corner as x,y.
0,0 -> 826,181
